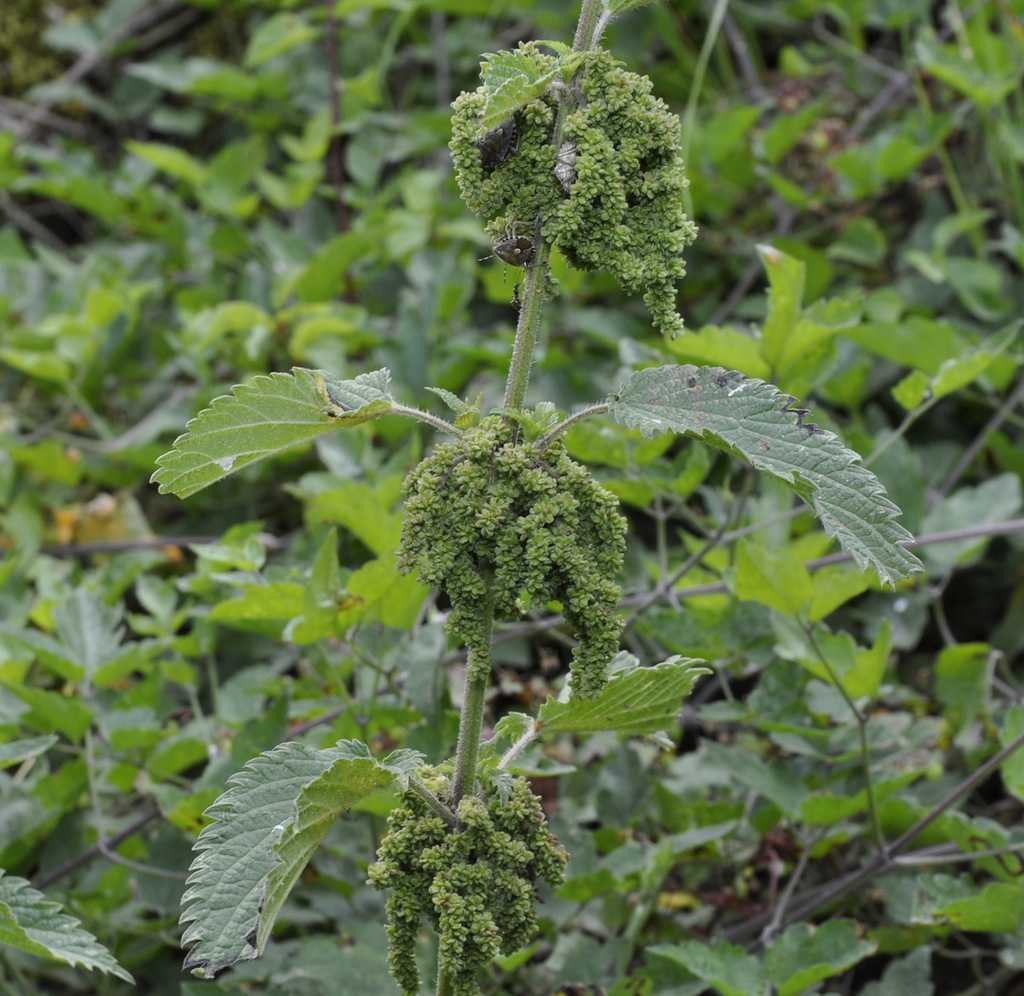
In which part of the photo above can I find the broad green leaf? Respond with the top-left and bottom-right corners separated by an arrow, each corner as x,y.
608,364 -> 922,587
303,478 -> 405,555
895,321 -> 1019,409
774,618 -> 891,700
916,31 -> 1020,107
537,656 -> 708,736
827,217 -> 886,267
0,871 -> 133,982
285,231 -> 380,303
667,324 -> 771,380
800,769 -> 922,825
858,948 -> 933,996
208,582 -> 306,635
935,643 -> 992,736
843,317 -> 966,374
650,939 -> 766,996
126,140 -> 207,188
729,539 -> 812,618
287,527 -> 345,644
477,50 -> 584,130
930,320 -> 1019,397
0,736 -> 58,770
244,11 -> 317,67
908,874 -> 1024,932
256,750 -> 399,952
151,368 -> 396,498
1,684 -> 93,743
701,740 -> 807,816
806,564 -> 872,621
181,741 -> 388,977
935,881 -> 1024,932
765,920 -> 876,996
341,551 -> 429,629
759,244 -> 806,371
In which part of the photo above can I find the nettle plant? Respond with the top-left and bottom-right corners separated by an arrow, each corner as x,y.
152,1 -> 921,993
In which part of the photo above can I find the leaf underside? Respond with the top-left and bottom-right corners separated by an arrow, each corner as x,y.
151,367 -> 395,498
609,365 -> 923,587
180,740 -> 397,978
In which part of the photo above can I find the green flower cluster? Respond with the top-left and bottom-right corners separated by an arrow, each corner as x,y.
399,416 -> 626,699
368,773 -> 568,996
450,44 -> 698,337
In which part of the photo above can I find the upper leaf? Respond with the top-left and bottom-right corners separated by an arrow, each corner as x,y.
538,656 -> 708,736
477,49 -> 585,131
608,365 -> 923,587
151,368 -> 395,498
180,740 -> 397,978
0,871 -> 133,982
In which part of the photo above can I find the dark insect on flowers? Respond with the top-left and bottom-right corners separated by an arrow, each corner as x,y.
493,235 -> 535,267
477,116 -> 517,170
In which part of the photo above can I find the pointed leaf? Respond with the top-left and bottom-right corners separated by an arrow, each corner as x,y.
0,736 -> 58,770
538,656 -> 708,736
0,871 -> 133,982
152,368 -> 396,499
608,365 -> 922,587
650,939 -> 766,996
477,50 -> 584,130
765,919 -> 876,996
256,753 -> 398,951
181,741 -> 364,977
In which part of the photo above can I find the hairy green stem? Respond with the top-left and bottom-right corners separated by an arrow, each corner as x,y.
502,242 -> 552,413
537,401 -> 611,448
450,577 -> 496,807
391,403 -> 464,436
503,0 -> 609,417
406,775 -> 457,826
572,0 -> 607,53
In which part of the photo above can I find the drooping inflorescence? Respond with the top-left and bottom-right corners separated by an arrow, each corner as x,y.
450,44 -> 698,337
398,415 -> 626,700
368,772 -> 569,996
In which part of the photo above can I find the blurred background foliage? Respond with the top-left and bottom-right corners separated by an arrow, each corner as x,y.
1,0 -> 1024,993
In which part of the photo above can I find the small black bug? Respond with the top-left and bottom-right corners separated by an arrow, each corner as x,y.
477,117 -> 517,170
492,235 -> 535,267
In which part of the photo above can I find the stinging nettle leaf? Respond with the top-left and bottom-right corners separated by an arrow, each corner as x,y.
476,50 -> 585,131
151,368 -> 395,499
0,871 -> 133,982
256,753 -> 398,952
538,656 -> 709,736
180,740 -> 396,978
609,365 -> 923,587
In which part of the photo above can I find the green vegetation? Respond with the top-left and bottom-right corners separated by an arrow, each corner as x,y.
1,1 -> 1024,994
